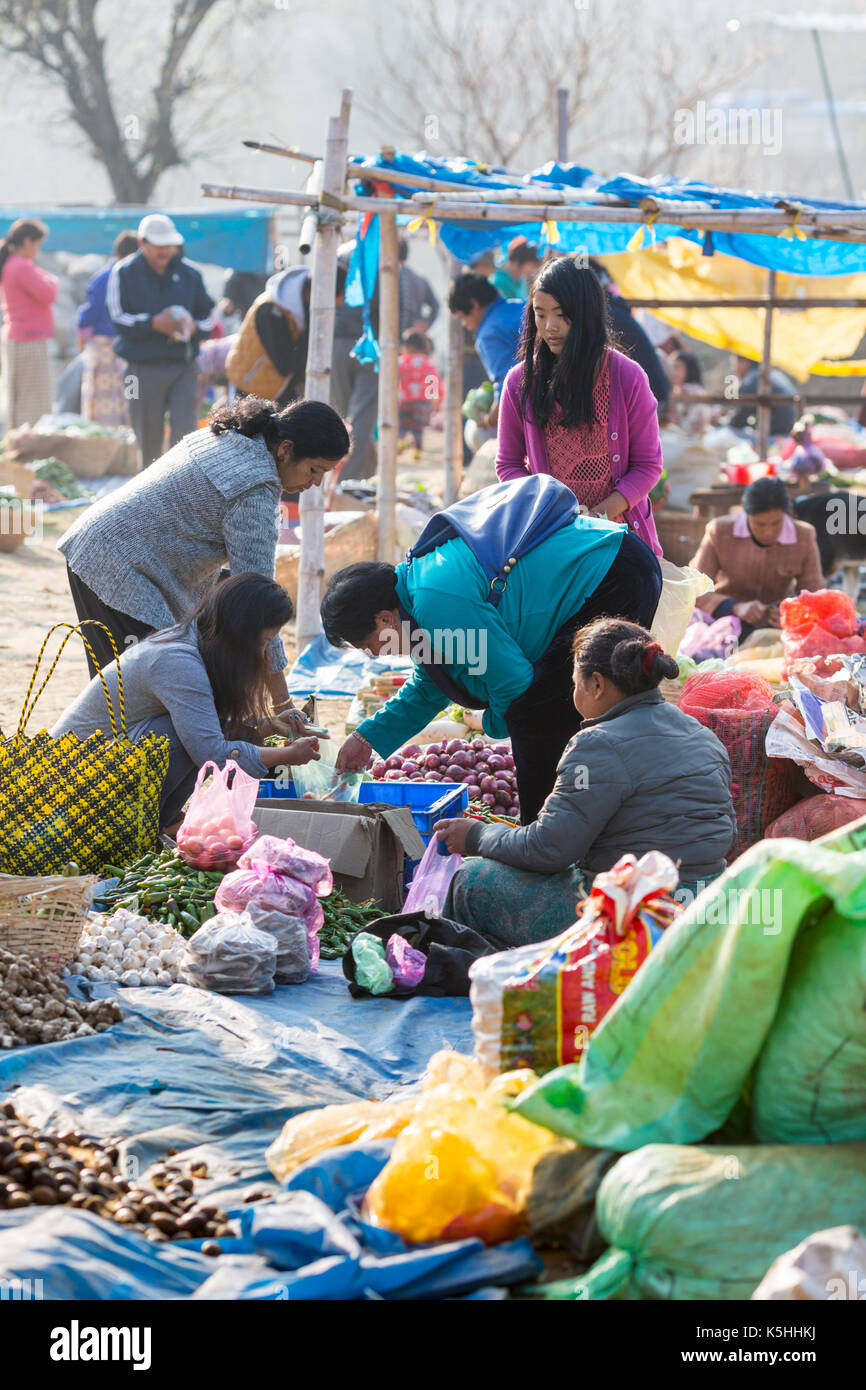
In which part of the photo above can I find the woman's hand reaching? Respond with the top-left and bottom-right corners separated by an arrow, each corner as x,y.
433,818 -> 471,854
260,736 -> 322,769
265,706 -> 310,738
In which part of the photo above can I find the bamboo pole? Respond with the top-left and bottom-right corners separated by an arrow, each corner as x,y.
376,211 -> 400,562
202,182 -> 866,242
242,140 -> 320,163
295,90 -> 352,657
444,254 -> 464,506
298,160 -> 323,256
756,268 -> 777,459
407,186 -> 636,206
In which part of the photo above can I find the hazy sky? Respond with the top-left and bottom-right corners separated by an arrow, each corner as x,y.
0,0 -> 863,206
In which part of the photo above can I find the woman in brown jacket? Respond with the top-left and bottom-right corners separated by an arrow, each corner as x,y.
691,477 -> 823,632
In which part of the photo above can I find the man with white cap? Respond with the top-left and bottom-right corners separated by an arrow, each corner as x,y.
107,213 -> 216,467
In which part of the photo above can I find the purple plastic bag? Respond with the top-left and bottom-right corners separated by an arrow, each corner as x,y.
402,838 -> 461,917
679,612 -> 742,661
386,933 -> 427,988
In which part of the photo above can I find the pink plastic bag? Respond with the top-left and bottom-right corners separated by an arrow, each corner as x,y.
238,834 -> 333,896
402,838 -> 461,917
216,864 -> 316,918
176,760 -> 259,870
215,865 -> 324,968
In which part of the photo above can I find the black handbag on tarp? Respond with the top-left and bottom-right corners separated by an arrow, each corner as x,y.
342,911 -> 497,999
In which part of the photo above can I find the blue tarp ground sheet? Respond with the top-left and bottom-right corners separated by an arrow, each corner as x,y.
287,634 -> 414,697
0,966 -> 540,1298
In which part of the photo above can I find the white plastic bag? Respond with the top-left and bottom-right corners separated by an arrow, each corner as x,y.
651,559 -> 714,658
180,910 -> 277,995
247,905 -> 310,984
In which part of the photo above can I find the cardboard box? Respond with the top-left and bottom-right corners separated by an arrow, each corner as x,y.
253,799 -> 426,913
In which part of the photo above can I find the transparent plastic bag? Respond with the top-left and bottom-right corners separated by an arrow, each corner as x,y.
266,1098 -> 418,1184
176,759 -> 259,870
247,905 -> 310,984
292,740 -> 364,804
238,834 -> 332,895
179,910 -> 277,995
403,838 -> 461,917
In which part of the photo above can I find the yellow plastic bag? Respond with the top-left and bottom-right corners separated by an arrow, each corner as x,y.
362,1052 -> 564,1245
266,1099 -> 416,1183
650,559 -> 714,657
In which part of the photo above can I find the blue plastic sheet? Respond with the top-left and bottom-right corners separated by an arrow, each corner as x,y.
287,634 -> 413,696
0,963 -> 531,1300
347,149 -> 866,277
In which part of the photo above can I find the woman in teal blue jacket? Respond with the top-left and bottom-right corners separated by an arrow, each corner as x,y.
323,491 -> 662,822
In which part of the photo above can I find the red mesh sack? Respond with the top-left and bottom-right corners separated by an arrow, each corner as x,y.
765,794 -> 866,841
678,672 -> 799,860
779,588 -> 866,674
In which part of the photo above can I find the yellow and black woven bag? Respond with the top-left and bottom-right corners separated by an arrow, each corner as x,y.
0,622 -> 170,876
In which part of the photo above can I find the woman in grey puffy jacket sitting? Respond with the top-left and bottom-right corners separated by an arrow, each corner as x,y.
434,617 -> 735,948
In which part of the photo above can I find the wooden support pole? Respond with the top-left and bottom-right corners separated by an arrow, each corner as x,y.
298,160 -> 323,256
756,268 -> 776,459
444,254 -> 464,506
242,140 -> 319,163
295,89 -> 352,657
376,211 -> 400,562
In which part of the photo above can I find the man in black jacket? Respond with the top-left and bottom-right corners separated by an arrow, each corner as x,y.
107,213 -> 216,467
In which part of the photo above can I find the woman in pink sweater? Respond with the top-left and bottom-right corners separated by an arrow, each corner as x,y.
495,257 -> 663,555
0,218 -> 58,430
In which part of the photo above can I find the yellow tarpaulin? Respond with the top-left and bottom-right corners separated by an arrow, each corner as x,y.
601,239 -> 866,382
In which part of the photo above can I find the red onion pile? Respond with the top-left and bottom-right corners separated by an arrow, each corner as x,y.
370,739 -> 520,818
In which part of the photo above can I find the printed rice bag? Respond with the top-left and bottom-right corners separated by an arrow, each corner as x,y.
470,852 -> 681,1075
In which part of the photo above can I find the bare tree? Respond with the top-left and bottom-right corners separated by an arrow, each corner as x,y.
0,0 -> 268,203
363,0 -> 765,180
362,0 -> 619,171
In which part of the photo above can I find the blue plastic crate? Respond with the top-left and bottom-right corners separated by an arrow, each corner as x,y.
256,778 -> 469,890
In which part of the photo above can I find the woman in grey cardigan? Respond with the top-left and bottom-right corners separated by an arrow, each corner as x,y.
53,574 -> 323,829
434,618 -> 736,948
58,394 -> 349,725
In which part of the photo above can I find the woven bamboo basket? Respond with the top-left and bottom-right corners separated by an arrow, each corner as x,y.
9,431 -> 122,479
0,874 -> 95,969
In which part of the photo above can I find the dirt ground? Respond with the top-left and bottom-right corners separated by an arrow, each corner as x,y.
0,448 -> 447,742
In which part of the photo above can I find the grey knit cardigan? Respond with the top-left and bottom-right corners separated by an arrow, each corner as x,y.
58,427 -> 287,669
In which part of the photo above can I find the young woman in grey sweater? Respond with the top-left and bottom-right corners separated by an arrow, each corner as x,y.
52,574 -> 323,829
58,394 -> 349,730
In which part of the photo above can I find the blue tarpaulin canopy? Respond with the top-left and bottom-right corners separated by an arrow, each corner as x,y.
0,206 -> 275,272
347,151 -> 866,278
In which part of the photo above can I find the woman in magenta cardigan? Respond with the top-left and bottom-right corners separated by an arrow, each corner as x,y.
495,256 -> 663,556
0,218 -> 58,431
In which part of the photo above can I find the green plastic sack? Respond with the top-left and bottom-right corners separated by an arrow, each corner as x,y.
752,904 -> 866,1143
537,1142 -> 866,1301
511,839 -> 866,1149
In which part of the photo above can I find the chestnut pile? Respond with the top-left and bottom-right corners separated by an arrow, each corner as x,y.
0,1104 -> 233,1255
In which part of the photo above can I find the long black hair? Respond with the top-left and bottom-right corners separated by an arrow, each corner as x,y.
572,617 -> 679,695
209,395 -> 349,460
520,256 -> 612,430
157,573 -> 294,734
0,218 -> 48,280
